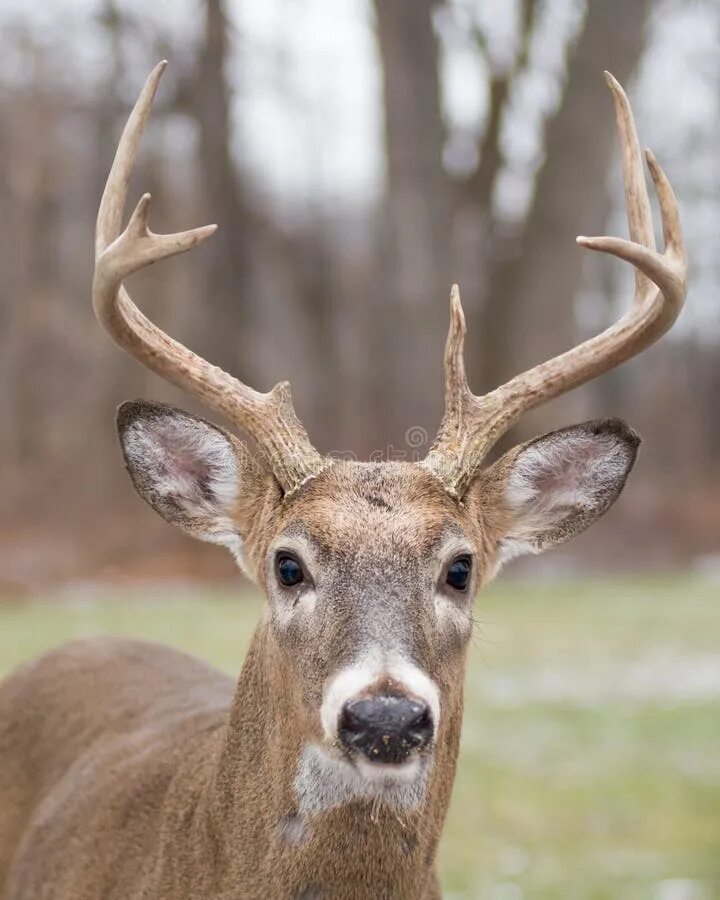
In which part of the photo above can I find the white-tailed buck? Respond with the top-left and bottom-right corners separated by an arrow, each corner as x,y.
0,63 -> 687,899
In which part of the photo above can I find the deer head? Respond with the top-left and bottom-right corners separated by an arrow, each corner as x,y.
94,63 -> 686,811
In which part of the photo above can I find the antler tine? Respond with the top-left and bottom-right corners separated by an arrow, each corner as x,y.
424,73 -> 687,498
93,62 -> 327,496
440,286 -> 470,431
603,72 -> 655,258
96,61 -> 166,253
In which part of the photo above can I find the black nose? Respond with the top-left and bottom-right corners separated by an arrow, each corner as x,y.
338,696 -> 434,764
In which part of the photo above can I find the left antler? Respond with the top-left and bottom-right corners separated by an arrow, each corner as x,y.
423,72 -> 688,498
93,61 -> 327,496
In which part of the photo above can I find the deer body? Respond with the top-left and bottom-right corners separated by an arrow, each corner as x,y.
0,636 -> 447,899
0,64 -> 686,898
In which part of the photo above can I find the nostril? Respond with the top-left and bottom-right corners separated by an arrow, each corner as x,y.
406,703 -> 433,748
338,701 -> 369,743
337,699 -> 374,755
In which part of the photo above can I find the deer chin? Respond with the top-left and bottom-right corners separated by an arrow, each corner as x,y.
354,754 -> 424,783
293,743 -> 431,817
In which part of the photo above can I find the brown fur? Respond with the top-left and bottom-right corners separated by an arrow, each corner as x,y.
0,409 -> 638,898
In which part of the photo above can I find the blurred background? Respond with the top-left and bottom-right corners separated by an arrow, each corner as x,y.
0,1 -> 718,897
0,0 -> 719,586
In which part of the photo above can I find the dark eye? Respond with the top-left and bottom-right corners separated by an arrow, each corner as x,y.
446,556 -> 471,592
276,554 -> 304,587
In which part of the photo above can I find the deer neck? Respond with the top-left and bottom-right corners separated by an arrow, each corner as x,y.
197,619 -> 462,898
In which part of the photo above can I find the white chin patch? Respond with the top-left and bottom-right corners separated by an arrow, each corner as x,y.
294,744 -> 430,816
354,754 -> 422,783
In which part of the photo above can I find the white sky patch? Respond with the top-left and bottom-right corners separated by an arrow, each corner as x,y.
1,0 -> 719,335
232,0 -> 382,209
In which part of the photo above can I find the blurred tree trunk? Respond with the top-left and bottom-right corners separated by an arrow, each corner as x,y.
451,0 -> 536,407
192,0 -> 252,379
480,0 -> 652,441
372,0 -> 451,452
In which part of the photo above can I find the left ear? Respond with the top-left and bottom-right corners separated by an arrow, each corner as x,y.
472,418 -> 640,570
117,400 -> 274,572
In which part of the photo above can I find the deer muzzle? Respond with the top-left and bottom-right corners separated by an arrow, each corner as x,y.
320,652 -> 441,773
338,696 -> 434,764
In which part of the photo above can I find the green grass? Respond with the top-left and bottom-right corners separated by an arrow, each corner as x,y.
1,576 -> 719,899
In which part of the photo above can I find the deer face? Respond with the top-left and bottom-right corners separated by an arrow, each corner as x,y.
118,400 -> 639,808
262,461 -> 477,793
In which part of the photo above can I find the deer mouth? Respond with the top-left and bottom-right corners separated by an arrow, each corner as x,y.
351,752 -> 427,783
294,742 -> 432,815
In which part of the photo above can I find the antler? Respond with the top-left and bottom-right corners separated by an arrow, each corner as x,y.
93,61 -> 327,495
423,72 -> 687,498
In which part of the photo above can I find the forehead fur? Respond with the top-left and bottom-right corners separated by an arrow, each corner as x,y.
277,461 -> 472,553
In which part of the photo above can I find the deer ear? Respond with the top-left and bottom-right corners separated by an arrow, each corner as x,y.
117,400 -> 269,568
476,419 -> 640,572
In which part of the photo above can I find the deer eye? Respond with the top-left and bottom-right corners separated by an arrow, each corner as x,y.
446,556 -> 471,592
276,554 -> 304,587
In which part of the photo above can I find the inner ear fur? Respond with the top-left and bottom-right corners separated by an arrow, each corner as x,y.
117,400 -> 278,573
470,418 -> 640,567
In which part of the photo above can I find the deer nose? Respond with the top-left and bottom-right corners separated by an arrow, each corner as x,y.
338,696 -> 434,764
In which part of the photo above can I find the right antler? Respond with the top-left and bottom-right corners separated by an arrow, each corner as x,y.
423,72 -> 688,498
93,61 -> 327,496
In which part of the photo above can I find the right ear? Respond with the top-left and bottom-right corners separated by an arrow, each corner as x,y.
117,400 -> 275,573
469,418 -> 640,576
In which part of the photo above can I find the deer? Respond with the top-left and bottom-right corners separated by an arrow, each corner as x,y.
0,62 -> 687,899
